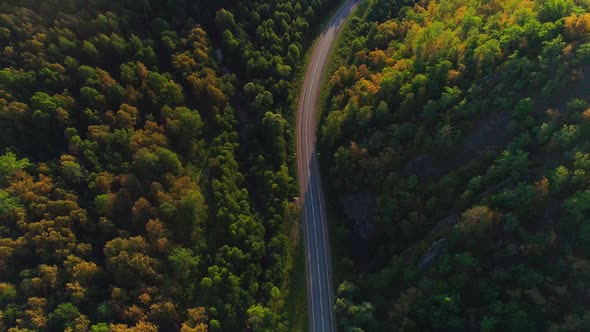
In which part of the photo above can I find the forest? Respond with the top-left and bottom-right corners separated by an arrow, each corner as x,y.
0,0 -> 340,331
6,0 -> 590,330
320,0 -> 590,331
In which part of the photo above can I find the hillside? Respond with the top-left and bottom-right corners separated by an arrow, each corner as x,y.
320,0 -> 590,330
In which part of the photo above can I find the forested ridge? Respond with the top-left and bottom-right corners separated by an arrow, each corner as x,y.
321,0 -> 590,331
0,0 -> 340,331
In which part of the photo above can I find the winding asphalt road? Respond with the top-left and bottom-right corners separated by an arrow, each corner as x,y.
296,1 -> 359,331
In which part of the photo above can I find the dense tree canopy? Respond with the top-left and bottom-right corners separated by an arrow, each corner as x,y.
0,0 -> 340,330
321,0 -> 590,330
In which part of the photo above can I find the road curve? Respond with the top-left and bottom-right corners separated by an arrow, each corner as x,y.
296,1 -> 359,331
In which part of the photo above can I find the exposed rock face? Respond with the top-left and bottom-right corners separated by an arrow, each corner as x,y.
340,192 -> 377,240
406,111 -> 512,180
430,214 -> 460,235
418,238 -> 449,269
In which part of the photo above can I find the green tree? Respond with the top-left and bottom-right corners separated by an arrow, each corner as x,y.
48,303 -> 80,331
246,304 -> 286,332
0,152 -> 30,180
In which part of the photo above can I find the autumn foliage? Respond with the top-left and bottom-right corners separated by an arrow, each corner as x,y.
0,0 -> 339,330
322,0 -> 590,330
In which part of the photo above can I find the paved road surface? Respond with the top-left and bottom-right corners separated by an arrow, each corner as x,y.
296,1 -> 359,331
